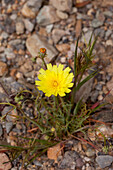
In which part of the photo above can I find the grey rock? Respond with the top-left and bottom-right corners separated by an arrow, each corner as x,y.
2,106 -> 17,122
24,19 -> 34,32
59,151 -> 79,169
16,21 -> 25,35
92,110 -> 113,123
6,122 -> 13,134
105,30 -> 112,38
10,81 -> 25,93
1,31 -> 9,39
50,0 -> 72,12
0,124 -> 3,136
46,24 -> 53,33
90,91 -> 99,103
4,48 -> 15,59
26,34 -> 58,62
91,19 -> 104,28
75,77 -> 94,103
27,0 -> 43,13
103,11 -> 113,17
95,84 -> 103,91
9,39 -> 22,46
36,5 -> 60,26
96,155 -> 113,168
94,28 -> 105,38
77,13 -> 89,20
33,160 -> 42,167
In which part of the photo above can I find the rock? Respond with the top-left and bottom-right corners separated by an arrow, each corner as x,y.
10,13 -> 17,20
92,110 -> 113,123
102,0 -> 113,6
0,124 -> 3,136
6,122 -> 13,134
96,155 -> 113,168
16,21 -> 25,35
56,10 -> 68,19
76,157 -> 84,168
0,153 -> 12,169
94,28 -> 105,38
1,31 -> 9,39
36,6 -> 60,26
90,90 -> 99,103
103,11 -> 113,17
4,48 -> 15,59
74,76 -> 94,103
21,3 -> 36,18
91,19 -> 104,28
59,151 -> 79,169
0,46 -> 5,53
52,29 -> 66,44
2,106 -> 17,122
86,148 -> 96,157
0,61 -> 8,76
56,44 -> 70,52
95,84 -> 103,91
27,0 -> 43,13
105,30 -> 112,39
9,39 -> 22,46
10,81 -> 25,93
106,40 -> 113,46
107,78 -> 113,95
46,24 -> 53,33
24,19 -> 34,32
81,30 -> 94,43
4,18 -> 16,34
50,0 -> 72,12
26,34 -> 58,62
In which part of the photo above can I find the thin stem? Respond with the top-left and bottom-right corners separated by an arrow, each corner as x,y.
42,58 -> 47,69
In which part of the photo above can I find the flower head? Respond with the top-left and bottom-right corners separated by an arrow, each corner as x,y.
35,64 -> 74,97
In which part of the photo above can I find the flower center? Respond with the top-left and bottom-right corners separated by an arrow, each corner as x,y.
53,80 -> 58,87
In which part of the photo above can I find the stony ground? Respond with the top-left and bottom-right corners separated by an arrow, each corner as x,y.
0,0 -> 113,169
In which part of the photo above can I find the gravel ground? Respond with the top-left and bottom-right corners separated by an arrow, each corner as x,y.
0,0 -> 113,169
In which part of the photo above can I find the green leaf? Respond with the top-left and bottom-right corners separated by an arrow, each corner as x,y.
74,38 -> 79,76
75,70 -> 97,93
73,99 -> 82,116
88,35 -> 98,57
88,31 -> 94,47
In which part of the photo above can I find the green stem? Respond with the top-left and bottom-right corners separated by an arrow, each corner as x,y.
42,58 -> 47,69
18,107 -> 44,133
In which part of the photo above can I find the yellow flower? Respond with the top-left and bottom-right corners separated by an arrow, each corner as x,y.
35,64 -> 74,97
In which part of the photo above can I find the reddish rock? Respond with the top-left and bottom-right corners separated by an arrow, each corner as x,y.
0,61 -> 8,76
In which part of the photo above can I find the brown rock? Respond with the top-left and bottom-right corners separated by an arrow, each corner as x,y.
52,29 -> 66,44
47,143 -> 61,163
56,44 -> 70,52
21,3 -> 36,18
0,61 -> 8,76
26,34 -> 58,63
10,68 -> 17,78
50,0 -> 72,12
107,78 -> 113,95
56,10 -> 68,19
0,153 -> 12,170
